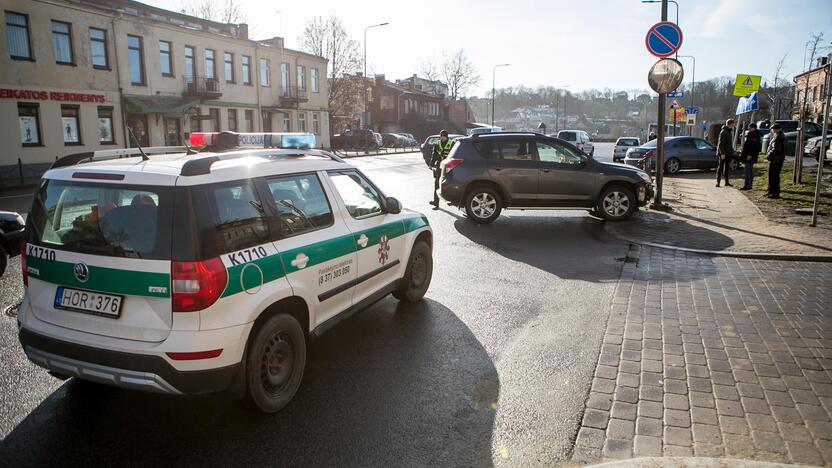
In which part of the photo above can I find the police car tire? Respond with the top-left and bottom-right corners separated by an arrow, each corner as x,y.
464,187 -> 502,224
0,244 -> 7,277
393,241 -> 432,303
245,313 -> 306,414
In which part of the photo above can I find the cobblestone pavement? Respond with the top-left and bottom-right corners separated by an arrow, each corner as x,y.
605,173 -> 832,255
573,245 -> 832,466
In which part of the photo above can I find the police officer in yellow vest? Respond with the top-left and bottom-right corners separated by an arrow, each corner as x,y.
429,130 -> 454,209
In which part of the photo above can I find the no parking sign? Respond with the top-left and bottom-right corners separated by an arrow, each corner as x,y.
645,22 -> 683,58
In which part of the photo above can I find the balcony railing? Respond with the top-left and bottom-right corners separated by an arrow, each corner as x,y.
183,75 -> 221,98
278,85 -> 309,105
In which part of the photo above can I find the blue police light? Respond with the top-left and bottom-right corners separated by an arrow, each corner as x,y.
190,132 -> 316,149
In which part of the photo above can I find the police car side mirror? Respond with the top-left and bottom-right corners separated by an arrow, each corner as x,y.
385,197 -> 402,214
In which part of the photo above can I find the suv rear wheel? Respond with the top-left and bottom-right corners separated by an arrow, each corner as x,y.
245,313 -> 306,413
464,187 -> 502,224
728,158 -> 740,172
597,185 -> 636,221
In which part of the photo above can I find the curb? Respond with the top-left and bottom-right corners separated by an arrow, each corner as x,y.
586,456 -> 808,467
604,223 -> 832,262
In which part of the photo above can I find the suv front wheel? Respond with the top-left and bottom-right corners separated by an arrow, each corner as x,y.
464,187 -> 502,224
597,185 -> 636,221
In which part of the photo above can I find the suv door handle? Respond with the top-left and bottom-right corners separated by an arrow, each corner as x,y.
541,168 -> 551,173
357,234 -> 369,248
290,253 -> 309,269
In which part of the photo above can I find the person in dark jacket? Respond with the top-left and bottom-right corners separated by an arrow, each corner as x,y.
739,123 -> 762,190
716,119 -> 735,187
765,123 -> 787,199
429,130 -> 454,209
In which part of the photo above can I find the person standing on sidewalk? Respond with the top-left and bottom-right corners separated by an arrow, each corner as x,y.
716,119 -> 735,187
429,130 -> 454,209
739,123 -> 762,190
765,123 -> 786,199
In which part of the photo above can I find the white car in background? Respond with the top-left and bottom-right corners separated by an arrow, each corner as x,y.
557,130 -> 594,156
613,137 -> 641,162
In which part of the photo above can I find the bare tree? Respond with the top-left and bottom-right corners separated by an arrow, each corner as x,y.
298,16 -> 363,131
420,61 -> 439,82
803,32 -> 826,70
764,53 -> 792,120
180,0 -> 244,24
442,50 -> 480,100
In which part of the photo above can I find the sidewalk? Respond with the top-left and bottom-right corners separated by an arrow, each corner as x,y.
606,173 -> 832,257
572,245 -> 832,466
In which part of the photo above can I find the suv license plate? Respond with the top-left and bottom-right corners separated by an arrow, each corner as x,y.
54,287 -> 123,318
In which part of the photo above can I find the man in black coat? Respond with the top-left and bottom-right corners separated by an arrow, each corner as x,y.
739,123 -> 762,190
765,123 -> 787,199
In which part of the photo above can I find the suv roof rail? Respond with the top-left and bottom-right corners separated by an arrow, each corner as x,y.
180,148 -> 345,176
51,146 -> 188,169
471,131 -> 544,138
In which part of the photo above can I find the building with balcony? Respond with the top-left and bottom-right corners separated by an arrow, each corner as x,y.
792,56 -> 830,123
0,0 -> 329,183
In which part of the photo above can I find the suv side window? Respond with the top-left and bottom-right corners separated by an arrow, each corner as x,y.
209,181 -> 271,252
536,141 -> 583,165
497,139 -> 535,161
330,170 -> 384,219
265,173 -> 334,237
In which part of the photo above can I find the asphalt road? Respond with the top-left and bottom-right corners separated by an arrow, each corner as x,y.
0,145 -> 628,467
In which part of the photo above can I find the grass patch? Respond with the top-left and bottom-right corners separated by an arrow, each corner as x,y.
738,162 -> 832,213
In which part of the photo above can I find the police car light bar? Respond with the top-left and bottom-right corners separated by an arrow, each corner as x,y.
189,132 -> 316,150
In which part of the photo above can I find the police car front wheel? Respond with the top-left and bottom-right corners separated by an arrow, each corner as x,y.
394,241 -> 433,302
245,313 -> 306,414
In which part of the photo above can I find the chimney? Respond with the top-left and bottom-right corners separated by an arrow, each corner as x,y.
238,23 -> 249,40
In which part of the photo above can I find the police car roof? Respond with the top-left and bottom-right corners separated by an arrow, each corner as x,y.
43,148 -> 352,186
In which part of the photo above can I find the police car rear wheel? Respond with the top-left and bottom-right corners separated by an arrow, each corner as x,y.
245,313 -> 306,413
465,188 -> 502,224
393,241 -> 432,302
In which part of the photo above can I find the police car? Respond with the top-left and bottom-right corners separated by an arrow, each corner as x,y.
17,132 -> 433,413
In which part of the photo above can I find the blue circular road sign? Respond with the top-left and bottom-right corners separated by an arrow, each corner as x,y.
645,21 -> 683,58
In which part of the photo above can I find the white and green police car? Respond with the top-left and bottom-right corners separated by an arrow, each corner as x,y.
17,132 -> 433,413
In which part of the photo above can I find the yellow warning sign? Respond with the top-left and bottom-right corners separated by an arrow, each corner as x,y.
667,107 -> 686,122
733,74 -> 761,97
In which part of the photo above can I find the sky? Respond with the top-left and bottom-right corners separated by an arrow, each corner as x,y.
145,0 -> 832,97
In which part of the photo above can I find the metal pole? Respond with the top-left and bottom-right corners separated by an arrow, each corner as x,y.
491,67 -> 496,127
363,27 -> 368,129
810,54 -> 831,227
796,66 -> 813,183
652,0 -> 668,209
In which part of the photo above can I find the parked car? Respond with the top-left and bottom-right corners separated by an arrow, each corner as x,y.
373,132 -> 383,148
0,210 -> 25,276
613,137 -> 641,162
624,136 -> 740,174
805,134 -> 832,162
421,133 -> 465,166
762,122 -> 824,155
398,133 -> 418,147
381,133 -> 403,148
439,132 -> 653,223
557,130 -> 594,156
330,129 -> 378,150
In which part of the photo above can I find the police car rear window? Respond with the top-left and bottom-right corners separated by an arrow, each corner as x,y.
28,180 -> 172,259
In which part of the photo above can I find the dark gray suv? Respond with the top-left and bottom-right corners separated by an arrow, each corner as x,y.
440,133 -> 654,223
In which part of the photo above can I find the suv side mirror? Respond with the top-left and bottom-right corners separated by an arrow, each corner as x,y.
385,196 -> 402,214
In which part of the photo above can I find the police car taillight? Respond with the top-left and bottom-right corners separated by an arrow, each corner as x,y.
171,258 -> 227,312
189,131 -> 315,150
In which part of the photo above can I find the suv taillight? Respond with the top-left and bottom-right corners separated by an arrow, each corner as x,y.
444,159 -> 464,173
21,242 -> 27,287
172,258 -> 227,312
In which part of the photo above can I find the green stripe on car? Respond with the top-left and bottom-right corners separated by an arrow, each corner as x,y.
26,257 -> 171,298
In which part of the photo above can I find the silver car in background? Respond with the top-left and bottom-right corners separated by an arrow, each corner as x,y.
613,137 -> 640,162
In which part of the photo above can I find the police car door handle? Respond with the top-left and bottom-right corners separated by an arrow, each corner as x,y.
357,234 -> 369,248
291,253 -> 309,269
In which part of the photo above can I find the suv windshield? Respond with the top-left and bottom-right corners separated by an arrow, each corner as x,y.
558,132 -> 577,141
28,179 -> 172,259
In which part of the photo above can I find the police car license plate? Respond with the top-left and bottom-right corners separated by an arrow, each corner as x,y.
54,287 -> 123,318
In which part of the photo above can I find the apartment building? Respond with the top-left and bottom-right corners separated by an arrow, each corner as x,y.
792,56 -> 830,123
0,0 -> 329,181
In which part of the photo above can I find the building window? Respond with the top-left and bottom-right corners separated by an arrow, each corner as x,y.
297,65 -> 306,90
224,52 -> 234,83
127,35 -> 145,85
245,109 -> 254,131
280,63 -> 289,94
191,107 -> 201,132
52,21 -> 74,64
90,28 -> 108,69
298,112 -> 306,132
61,106 -> 81,145
311,67 -> 319,93
242,55 -> 251,85
159,40 -> 173,77
164,118 -> 181,145
126,114 -> 149,147
204,49 -> 215,79
312,112 -> 320,134
283,113 -> 291,132
184,46 -> 195,79
97,107 -> 115,144
259,58 -> 270,86
228,109 -> 237,132
6,12 -> 32,60
262,112 -> 271,132
209,108 -> 220,132
18,102 -> 41,146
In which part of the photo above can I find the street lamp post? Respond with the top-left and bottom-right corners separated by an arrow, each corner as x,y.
491,63 -> 510,127
363,22 -> 389,129
641,0 -> 678,25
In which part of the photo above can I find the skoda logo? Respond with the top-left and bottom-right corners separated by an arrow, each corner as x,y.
73,262 -> 90,283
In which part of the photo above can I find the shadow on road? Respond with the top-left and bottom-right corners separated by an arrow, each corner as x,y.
1,298 -> 498,467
